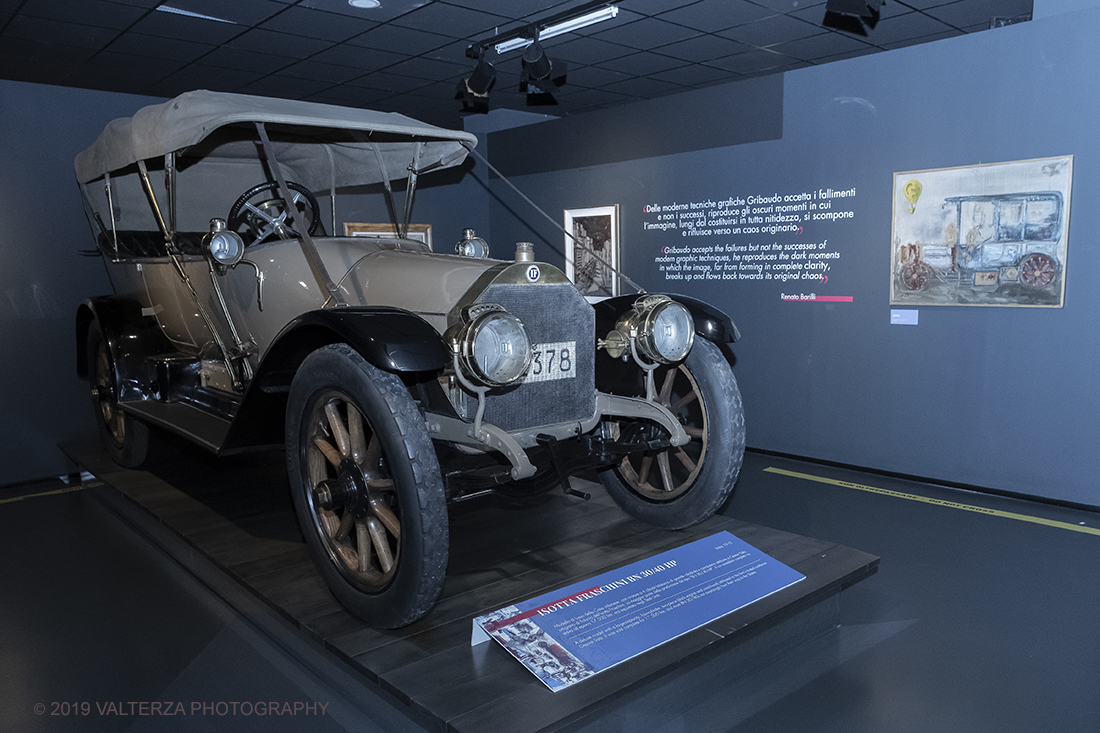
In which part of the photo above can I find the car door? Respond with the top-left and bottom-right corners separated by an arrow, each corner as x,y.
139,254 -> 212,354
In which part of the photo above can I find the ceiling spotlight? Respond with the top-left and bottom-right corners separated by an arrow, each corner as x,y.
456,52 -> 496,113
348,0 -> 381,8
823,0 -> 882,36
522,41 -> 552,81
520,39 -> 567,105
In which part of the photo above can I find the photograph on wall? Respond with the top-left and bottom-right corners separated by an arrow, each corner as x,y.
344,222 -> 432,247
890,156 -> 1072,307
564,205 -> 619,298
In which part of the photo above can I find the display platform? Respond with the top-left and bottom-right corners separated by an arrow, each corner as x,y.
59,438 -> 878,733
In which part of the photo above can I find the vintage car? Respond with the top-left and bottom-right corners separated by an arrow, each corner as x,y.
896,191 -> 1064,292
75,91 -> 745,628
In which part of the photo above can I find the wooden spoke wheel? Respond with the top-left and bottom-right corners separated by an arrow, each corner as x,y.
616,362 -> 708,501
600,338 -> 745,530
87,323 -> 149,467
305,392 -> 402,590
286,344 -> 447,628
1019,253 -> 1057,289
899,261 -> 933,291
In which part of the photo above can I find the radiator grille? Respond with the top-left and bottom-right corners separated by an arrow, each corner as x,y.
467,282 -> 595,432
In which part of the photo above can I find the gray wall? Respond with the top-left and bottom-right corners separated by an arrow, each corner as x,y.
481,6 -> 1100,506
0,82 -> 164,485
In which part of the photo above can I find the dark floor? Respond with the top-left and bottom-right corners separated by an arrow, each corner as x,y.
2,447 -> 1098,732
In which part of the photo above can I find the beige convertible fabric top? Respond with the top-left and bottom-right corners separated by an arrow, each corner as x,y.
74,89 -> 478,190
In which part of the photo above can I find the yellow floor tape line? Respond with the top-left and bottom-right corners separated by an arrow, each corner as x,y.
0,483 -> 97,506
765,467 -> 1100,537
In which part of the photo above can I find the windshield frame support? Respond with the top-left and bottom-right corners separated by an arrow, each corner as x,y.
254,121 -> 347,308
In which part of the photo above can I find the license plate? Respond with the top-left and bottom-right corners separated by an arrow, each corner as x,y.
525,341 -> 577,383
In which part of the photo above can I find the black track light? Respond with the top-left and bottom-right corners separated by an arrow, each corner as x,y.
823,0 -> 882,36
456,52 -> 496,113
519,40 -> 567,106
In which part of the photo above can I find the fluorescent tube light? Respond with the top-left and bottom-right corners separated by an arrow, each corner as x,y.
494,5 -> 618,54
156,5 -> 236,24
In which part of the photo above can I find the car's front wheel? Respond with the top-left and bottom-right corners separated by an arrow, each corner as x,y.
599,338 -> 745,529
285,344 -> 448,628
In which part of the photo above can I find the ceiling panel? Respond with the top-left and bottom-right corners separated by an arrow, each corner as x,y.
0,0 -> 1033,127
18,0 -> 147,30
307,42 -> 408,70
706,47 -> 802,75
718,13 -> 826,47
752,0 -> 826,12
225,28 -> 336,58
259,6 -> 378,41
108,32 -> 218,62
239,73 -> 336,98
597,51 -> 689,76
879,28 -> 963,51
650,62 -> 736,87
125,11 -> 247,45
766,28 -> 874,61
346,24 -> 452,54
653,33 -> 753,63
867,11 -> 955,46
4,15 -> 122,48
591,16 -> 703,50
199,46 -> 292,73
1,37 -> 97,65
656,0 -> 777,31
388,2 -> 512,38
545,36 -> 638,66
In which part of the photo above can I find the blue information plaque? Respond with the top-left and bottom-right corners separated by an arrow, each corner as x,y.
472,531 -> 805,691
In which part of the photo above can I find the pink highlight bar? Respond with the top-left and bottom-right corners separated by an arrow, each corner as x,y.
780,293 -> 854,302
482,586 -> 603,632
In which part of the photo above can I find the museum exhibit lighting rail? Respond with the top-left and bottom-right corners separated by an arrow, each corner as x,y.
459,1 -> 621,110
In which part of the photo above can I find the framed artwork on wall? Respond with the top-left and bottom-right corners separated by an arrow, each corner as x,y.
564,205 -> 619,298
344,222 -> 432,247
890,156 -> 1072,307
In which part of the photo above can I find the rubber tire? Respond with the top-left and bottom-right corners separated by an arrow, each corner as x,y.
87,322 -> 149,468
599,338 -> 745,529
285,344 -> 448,628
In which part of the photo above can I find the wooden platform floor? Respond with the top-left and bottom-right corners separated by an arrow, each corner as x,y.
60,437 -> 878,733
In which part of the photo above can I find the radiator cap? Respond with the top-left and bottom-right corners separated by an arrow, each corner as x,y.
515,242 -> 535,263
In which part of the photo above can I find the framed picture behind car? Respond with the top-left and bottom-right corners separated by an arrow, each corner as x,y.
564,205 -> 619,298
345,222 -> 432,248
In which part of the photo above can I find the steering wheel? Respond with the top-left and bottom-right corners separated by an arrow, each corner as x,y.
228,181 -> 321,245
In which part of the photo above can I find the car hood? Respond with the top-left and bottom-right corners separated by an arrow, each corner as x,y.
334,249 -> 505,333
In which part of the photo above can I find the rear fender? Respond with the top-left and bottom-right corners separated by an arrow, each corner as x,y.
76,297 -> 173,401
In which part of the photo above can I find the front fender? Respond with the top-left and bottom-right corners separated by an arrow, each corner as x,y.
273,308 -> 450,374
221,307 -> 448,452
592,293 -> 740,344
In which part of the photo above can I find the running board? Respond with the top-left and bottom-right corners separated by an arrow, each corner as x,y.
121,401 -> 231,453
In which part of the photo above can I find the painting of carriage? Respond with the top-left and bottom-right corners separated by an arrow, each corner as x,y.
890,156 -> 1072,307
